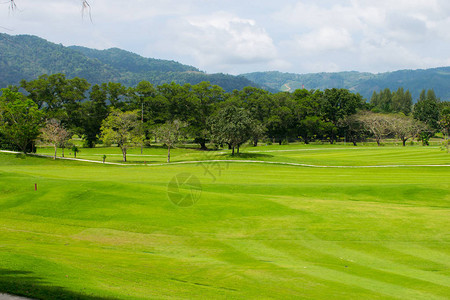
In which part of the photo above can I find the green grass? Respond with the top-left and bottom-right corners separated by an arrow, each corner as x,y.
36,141 -> 450,166
0,144 -> 449,299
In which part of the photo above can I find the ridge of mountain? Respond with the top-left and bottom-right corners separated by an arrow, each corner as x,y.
0,33 -> 258,91
241,68 -> 450,100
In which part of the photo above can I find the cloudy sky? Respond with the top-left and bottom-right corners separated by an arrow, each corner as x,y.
2,0 -> 450,75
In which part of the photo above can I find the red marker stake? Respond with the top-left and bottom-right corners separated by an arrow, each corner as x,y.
35,183 -> 37,191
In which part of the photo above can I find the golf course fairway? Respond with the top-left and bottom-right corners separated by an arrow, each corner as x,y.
0,145 -> 449,299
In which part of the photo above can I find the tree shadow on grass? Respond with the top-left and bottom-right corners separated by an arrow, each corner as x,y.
123,160 -> 158,164
215,152 -> 274,159
0,268 -> 117,300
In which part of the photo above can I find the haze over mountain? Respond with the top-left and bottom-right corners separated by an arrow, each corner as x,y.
1,33 -> 450,101
242,68 -> 450,101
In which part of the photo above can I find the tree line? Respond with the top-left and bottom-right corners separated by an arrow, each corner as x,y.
0,73 -> 449,161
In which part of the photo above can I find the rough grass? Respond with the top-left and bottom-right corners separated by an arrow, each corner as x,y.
0,144 -> 449,299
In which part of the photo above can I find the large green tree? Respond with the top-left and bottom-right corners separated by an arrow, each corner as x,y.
391,88 -> 412,115
189,82 -> 225,149
128,81 -> 157,152
266,92 -> 296,144
209,105 -> 257,155
292,89 -> 325,144
322,88 -> 364,143
80,84 -> 109,148
413,89 -> 441,130
0,88 -> 44,153
20,73 -> 90,130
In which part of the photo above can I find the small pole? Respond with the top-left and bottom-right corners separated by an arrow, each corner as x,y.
35,183 -> 37,191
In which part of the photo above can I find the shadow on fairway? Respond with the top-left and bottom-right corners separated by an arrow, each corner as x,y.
219,153 -> 274,159
0,268 -> 117,300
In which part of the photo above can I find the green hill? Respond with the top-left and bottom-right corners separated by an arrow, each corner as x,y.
0,33 -> 119,85
0,33 -> 258,91
242,68 -> 450,101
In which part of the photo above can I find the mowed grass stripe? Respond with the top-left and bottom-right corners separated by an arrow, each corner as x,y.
226,239 -> 445,300
281,238 -> 450,289
382,244 -> 450,268
271,239 -> 450,299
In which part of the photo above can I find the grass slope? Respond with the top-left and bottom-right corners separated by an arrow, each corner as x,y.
0,145 -> 449,299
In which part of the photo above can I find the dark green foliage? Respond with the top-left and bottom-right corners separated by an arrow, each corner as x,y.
0,88 -> 44,152
0,34 -> 118,86
209,105 -> 257,155
265,92 -> 297,144
20,74 -> 90,132
1,65 -> 448,152
69,46 -> 198,74
371,87 -> 412,115
81,85 -> 109,148
413,89 -> 441,130
188,82 -> 226,149
321,88 -> 364,143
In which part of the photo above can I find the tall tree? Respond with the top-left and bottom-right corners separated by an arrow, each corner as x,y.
100,109 -> 141,162
81,84 -> 109,148
0,88 -> 43,153
158,82 -> 196,122
155,120 -> 186,163
189,82 -> 225,149
40,119 -> 71,159
390,115 -> 424,146
391,87 -> 412,115
101,82 -> 129,109
338,114 -> 364,146
293,89 -> 324,144
413,89 -> 441,130
265,92 -> 297,144
128,81 -> 157,153
20,74 -> 90,130
357,112 -> 391,146
322,88 -> 364,143
209,105 -> 256,155
439,113 -> 450,139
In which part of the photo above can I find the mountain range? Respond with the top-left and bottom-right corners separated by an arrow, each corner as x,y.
0,33 -> 256,91
242,69 -> 450,100
1,33 -> 450,101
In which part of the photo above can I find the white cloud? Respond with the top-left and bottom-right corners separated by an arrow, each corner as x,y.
294,27 -> 353,53
272,0 -> 450,72
156,12 -> 279,73
1,0 -> 450,74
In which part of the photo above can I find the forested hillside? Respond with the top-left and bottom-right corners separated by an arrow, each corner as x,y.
242,68 -> 450,101
0,33 -> 258,91
0,33 -> 118,85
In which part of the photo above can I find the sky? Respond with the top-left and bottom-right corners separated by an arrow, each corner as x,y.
1,0 -> 450,75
